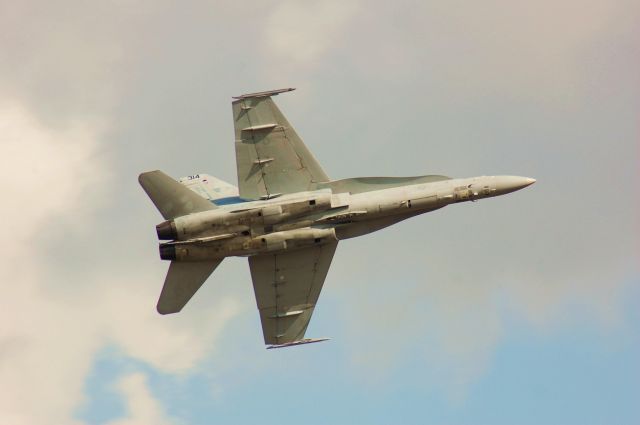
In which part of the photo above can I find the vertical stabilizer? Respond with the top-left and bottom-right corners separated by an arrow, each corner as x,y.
139,170 -> 216,220
178,174 -> 239,201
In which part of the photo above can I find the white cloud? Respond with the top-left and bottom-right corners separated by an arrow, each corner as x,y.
0,101 -> 106,425
0,103 -> 106,243
0,102 -> 240,425
105,373 -> 175,425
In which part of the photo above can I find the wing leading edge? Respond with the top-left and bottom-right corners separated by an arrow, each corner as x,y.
232,88 -> 329,200
248,241 -> 338,346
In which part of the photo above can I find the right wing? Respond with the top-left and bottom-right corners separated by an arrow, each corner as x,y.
232,88 -> 329,200
248,241 -> 338,346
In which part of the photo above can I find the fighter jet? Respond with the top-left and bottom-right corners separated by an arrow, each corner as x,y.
139,88 -> 535,348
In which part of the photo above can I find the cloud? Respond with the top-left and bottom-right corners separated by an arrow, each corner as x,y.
0,102 -> 240,425
0,0 -> 638,421
0,2 -> 126,123
263,0 -> 361,70
0,101 -> 108,425
105,373 -> 175,425
0,3 -> 250,421
304,0 -> 639,398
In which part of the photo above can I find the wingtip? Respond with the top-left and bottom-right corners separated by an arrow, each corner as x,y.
232,87 -> 296,100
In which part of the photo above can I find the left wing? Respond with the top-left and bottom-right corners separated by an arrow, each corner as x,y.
232,88 -> 329,200
248,241 -> 338,346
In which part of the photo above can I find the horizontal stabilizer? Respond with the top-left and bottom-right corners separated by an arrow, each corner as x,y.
157,260 -> 222,314
139,170 -> 216,220
266,338 -> 330,349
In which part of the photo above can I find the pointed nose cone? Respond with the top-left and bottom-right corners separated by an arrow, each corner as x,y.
494,176 -> 536,196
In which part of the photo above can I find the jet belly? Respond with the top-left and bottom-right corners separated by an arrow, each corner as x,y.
159,227 -> 337,261
344,182 -> 451,219
155,177 -> 536,261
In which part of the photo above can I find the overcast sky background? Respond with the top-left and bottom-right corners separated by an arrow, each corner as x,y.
1,1 -> 638,424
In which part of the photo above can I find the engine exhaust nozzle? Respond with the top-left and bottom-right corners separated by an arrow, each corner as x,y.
159,244 -> 176,261
156,220 -> 177,240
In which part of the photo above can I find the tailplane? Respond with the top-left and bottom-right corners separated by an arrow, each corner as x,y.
157,259 -> 222,314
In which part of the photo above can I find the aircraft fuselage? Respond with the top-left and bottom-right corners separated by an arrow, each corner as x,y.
157,175 -> 535,262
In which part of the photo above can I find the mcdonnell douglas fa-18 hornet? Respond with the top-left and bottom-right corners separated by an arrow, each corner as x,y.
139,88 -> 535,348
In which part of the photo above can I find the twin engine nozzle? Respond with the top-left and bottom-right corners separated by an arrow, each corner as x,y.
156,220 -> 177,240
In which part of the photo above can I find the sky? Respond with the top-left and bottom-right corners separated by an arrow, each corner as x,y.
0,1 -> 638,424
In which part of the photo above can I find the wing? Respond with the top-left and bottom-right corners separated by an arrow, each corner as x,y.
232,88 -> 329,200
248,241 -> 338,346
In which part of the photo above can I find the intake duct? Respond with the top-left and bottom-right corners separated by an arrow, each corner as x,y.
156,220 -> 177,240
159,244 -> 176,261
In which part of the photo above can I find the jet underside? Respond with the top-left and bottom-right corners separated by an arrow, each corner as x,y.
139,87 -> 535,348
